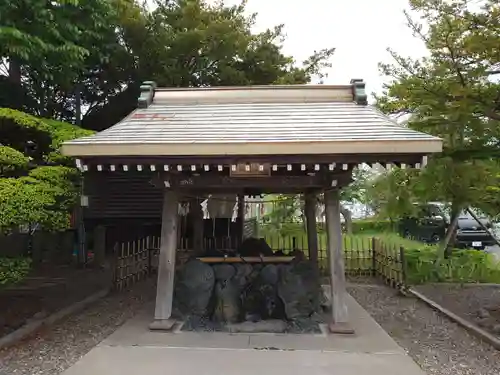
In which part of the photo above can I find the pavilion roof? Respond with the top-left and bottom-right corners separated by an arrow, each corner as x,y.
62,80 -> 442,158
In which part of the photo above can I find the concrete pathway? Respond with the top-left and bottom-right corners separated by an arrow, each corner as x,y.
62,294 -> 426,375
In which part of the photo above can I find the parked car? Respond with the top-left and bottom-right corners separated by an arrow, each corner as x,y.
454,211 -> 495,250
398,203 -> 495,250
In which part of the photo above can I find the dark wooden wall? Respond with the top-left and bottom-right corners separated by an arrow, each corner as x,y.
83,171 -> 242,250
84,171 -> 162,219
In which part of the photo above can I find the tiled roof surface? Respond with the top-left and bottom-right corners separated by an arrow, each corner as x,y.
66,102 -> 440,145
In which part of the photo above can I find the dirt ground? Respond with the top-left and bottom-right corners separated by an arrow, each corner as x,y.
0,263 -> 112,337
414,283 -> 500,338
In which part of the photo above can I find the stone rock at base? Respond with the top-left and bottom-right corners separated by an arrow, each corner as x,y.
174,259 -> 215,316
213,280 -> 240,323
260,283 -> 285,319
241,264 -> 284,320
248,264 -> 263,282
277,260 -> 322,320
287,316 -> 323,334
260,264 -> 279,285
320,285 -> 332,312
290,249 -> 306,261
238,237 -> 273,257
244,312 -> 262,322
277,267 -> 304,320
213,264 -> 236,281
260,265 -> 283,318
234,264 -> 253,287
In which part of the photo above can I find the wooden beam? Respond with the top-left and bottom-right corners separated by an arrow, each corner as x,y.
161,173 -> 346,190
142,171 -> 352,194
304,192 -> 319,266
150,190 -> 179,331
83,153 -> 426,166
324,188 -> 354,334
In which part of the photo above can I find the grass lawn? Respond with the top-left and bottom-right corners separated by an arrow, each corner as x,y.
259,228 -> 427,252
259,227 -> 430,275
258,225 -> 500,284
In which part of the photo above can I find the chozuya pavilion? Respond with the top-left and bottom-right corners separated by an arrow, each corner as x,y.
62,79 -> 442,333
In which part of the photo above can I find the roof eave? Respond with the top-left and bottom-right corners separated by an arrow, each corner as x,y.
61,139 -> 442,158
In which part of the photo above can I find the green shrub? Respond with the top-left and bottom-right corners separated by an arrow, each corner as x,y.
260,219 -> 393,237
259,222 -> 308,238
405,247 -> 500,284
351,219 -> 392,234
0,257 -> 32,286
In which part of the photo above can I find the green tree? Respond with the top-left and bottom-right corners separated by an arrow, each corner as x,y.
0,109 -> 93,233
83,0 -> 335,130
1,0 -> 335,129
262,195 -> 303,228
335,166 -> 371,233
264,167 -> 371,234
375,0 -> 500,255
0,0 -> 130,120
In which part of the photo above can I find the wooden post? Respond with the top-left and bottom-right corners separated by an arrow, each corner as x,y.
93,225 -> 106,267
324,188 -> 354,334
371,237 -> 377,276
399,246 -> 408,289
150,190 -> 179,331
191,198 -> 204,255
237,194 -> 245,244
304,192 -> 319,265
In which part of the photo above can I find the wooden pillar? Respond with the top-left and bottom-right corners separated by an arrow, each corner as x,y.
150,190 -> 179,331
191,198 -> 204,255
324,188 -> 354,334
93,225 -> 106,267
237,194 -> 245,244
304,192 -> 318,264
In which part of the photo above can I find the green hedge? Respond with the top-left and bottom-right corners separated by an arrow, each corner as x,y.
405,247 -> 500,284
351,219 -> 392,234
260,219 -> 392,237
0,257 -> 32,286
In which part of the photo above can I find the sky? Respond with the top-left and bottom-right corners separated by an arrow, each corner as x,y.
211,0 -> 429,97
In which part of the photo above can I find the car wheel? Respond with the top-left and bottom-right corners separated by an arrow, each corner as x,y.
430,234 -> 441,244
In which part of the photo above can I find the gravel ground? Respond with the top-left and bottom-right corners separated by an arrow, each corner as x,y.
348,284 -> 500,375
1,264 -> 112,337
414,284 -> 500,336
0,280 -> 155,375
3,278 -> 500,375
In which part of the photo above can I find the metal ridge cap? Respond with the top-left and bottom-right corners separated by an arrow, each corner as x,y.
154,84 -> 354,92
